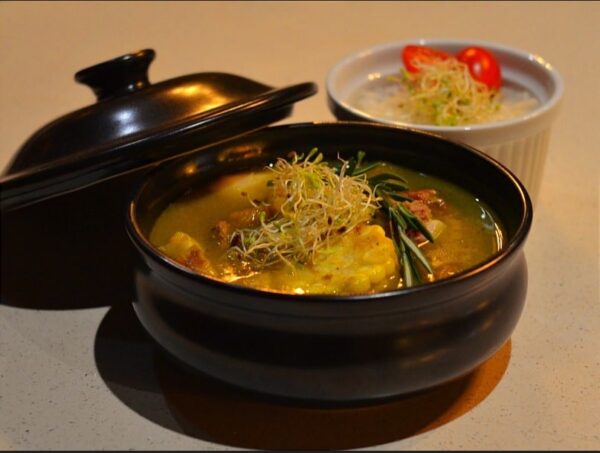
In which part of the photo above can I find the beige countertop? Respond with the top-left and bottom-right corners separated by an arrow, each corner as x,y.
1,1 -> 598,450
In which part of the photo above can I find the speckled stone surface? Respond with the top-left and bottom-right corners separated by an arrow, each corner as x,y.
1,1 -> 598,450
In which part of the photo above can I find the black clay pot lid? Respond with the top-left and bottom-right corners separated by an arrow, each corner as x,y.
0,49 -> 317,211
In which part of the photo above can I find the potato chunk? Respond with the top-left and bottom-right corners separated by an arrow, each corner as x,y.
210,171 -> 272,204
159,231 -> 214,276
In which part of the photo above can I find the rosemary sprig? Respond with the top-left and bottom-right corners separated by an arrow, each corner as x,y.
339,151 -> 434,287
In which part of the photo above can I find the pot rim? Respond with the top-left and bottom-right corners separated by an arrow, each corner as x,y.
126,121 -> 533,312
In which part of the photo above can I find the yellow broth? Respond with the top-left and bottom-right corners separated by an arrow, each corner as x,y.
150,162 -> 504,295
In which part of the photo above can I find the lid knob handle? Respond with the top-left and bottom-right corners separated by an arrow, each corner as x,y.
75,49 -> 155,101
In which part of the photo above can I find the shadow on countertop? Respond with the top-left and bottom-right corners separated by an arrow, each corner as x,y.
94,301 -> 512,450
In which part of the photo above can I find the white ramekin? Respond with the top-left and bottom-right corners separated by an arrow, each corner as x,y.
326,38 -> 564,204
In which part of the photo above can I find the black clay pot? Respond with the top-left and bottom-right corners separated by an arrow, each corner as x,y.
126,121 -> 532,403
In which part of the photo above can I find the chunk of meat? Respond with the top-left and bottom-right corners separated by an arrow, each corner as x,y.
403,199 -> 433,222
407,189 -> 444,209
212,206 -> 269,249
405,189 -> 442,204
403,189 -> 446,244
213,220 -> 232,248
403,188 -> 446,220
228,207 -> 264,228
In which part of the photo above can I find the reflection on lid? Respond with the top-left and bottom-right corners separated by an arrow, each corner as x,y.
170,84 -> 230,112
112,108 -> 142,136
217,144 -> 265,162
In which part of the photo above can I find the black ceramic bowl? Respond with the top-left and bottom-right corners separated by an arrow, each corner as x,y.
126,121 -> 532,403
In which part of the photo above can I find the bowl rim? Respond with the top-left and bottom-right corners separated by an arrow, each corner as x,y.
126,121 -> 533,311
325,37 -> 564,133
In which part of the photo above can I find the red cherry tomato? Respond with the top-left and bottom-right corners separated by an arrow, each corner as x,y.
456,46 -> 502,90
402,45 -> 450,73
